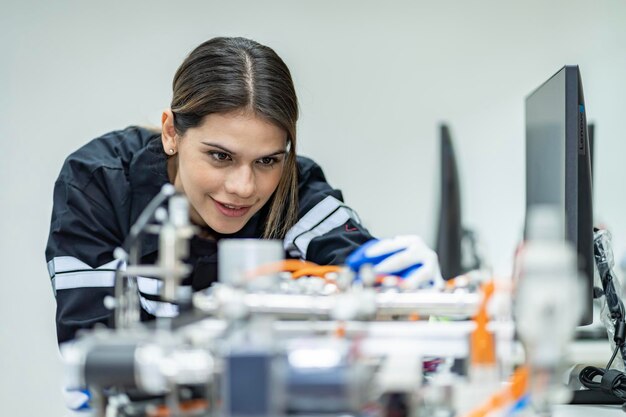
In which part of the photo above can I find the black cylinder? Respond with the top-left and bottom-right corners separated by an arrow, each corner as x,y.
84,344 -> 137,388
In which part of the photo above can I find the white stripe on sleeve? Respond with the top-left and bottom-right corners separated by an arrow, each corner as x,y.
285,196 -> 342,246
139,295 -> 179,318
283,195 -> 360,259
50,257 -> 160,295
50,257 -> 125,292
137,276 -> 162,296
49,256 -> 181,318
53,270 -> 116,290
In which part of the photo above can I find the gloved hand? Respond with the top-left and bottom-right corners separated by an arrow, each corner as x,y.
346,235 -> 443,289
63,388 -> 91,411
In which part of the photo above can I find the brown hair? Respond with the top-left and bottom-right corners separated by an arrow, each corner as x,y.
170,37 -> 299,239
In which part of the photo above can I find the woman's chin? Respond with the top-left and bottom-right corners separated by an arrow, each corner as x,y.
202,219 -> 246,236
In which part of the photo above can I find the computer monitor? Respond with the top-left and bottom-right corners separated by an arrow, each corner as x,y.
436,124 -> 463,280
525,65 -> 594,325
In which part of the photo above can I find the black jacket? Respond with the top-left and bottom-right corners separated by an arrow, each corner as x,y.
46,126 -> 373,343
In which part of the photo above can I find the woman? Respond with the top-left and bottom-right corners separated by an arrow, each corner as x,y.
46,37 -> 438,344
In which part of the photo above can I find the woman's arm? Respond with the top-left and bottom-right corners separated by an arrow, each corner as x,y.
46,173 -> 125,343
284,156 -> 374,265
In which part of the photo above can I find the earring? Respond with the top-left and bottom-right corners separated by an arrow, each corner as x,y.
169,148 -> 176,155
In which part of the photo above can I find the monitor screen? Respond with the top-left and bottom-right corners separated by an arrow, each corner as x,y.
525,65 -> 594,325
436,124 -> 463,280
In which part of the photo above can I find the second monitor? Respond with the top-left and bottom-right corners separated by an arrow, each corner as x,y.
525,65 -> 594,325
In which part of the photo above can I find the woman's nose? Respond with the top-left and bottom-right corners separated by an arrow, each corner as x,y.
224,165 -> 255,199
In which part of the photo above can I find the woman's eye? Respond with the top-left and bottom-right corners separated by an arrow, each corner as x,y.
209,151 -> 231,162
257,157 -> 277,166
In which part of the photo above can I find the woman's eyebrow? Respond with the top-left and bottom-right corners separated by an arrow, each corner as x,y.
262,150 -> 287,157
201,142 -> 287,158
201,142 -> 234,154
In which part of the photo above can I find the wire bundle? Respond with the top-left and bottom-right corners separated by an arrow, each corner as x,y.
578,229 -> 626,407
580,344 -> 626,403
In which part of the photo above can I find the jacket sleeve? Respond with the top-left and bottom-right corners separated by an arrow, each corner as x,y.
46,176 -> 124,344
284,157 -> 374,265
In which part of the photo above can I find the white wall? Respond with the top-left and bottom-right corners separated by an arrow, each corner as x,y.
2,1 -> 626,414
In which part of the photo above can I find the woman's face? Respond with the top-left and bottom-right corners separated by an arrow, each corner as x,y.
163,111 -> 288,234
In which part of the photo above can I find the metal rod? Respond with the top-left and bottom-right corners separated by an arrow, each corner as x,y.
193,291 -> 480,318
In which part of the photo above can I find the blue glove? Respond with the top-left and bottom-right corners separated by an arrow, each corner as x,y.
346,235 -> 443,289
63,388 -> 91,411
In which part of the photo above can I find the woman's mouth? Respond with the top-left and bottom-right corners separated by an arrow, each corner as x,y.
213,199 -> 252,218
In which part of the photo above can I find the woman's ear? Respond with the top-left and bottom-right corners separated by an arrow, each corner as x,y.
161,109 -> 178,154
